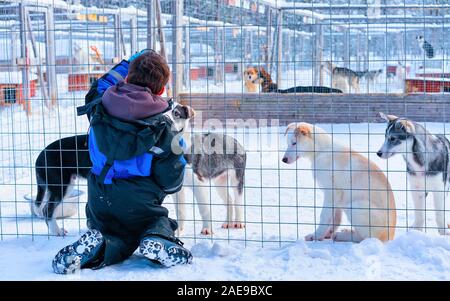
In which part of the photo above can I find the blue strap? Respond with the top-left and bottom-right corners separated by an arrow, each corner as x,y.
77,96 -> 102,117
98,157 -> 114,184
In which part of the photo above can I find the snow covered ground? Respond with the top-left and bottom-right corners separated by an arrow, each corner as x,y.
1,101 -> 450,280
0,231 -> 449,280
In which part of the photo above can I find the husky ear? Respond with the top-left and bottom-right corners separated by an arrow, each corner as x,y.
399,120 -> 415,133
284,123 -> 297,136
379,112 -> 398,122
179,105 -> 196,119
295,124 -> 312,138
186,106 -> 196,118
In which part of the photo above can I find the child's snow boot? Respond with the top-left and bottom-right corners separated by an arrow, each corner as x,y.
52,229 -> 104,274
138,235 -> 193,267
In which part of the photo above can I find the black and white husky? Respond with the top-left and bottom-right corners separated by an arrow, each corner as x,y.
377,112 -> 450,235
33,135 -> 91,236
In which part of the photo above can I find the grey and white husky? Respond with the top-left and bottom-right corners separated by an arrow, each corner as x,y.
323,61 -> 362,93
175,127 -> 247,235
377,112 -> 450,235
362,69 -> 383,84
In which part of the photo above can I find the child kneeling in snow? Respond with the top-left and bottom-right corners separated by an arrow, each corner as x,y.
52,50 -> 192,274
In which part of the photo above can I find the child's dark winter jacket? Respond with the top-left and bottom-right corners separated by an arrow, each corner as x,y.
77,60 -> 186,267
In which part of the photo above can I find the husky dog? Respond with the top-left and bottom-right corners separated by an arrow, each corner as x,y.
282,122 -> 396,242
243,66 -> 277,93
243,66 -> 342,94
377,113 -> 450,235
416,35 -> 434,59
363,69 -> 383,84
243,66 -> 262,92
32,102 -> 195,236
356,69 -> 383,92
33,135 -> 91,236
175,130 -> 247,235
323,61 -> 362,93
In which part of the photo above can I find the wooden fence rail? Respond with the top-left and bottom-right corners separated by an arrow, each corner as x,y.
179,93 -> 450,125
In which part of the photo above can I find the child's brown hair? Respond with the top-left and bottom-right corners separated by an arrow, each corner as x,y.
127,51 -> 170,94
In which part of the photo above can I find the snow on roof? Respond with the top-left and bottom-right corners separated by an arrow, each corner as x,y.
2,1 -> 146,17
278,2 -> 450,10
2,0 -> 68,9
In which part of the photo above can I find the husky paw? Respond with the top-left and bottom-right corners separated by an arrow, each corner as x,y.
332,229 -> 354,242
305,233 -> 316,241
232,223 -> 245,229
200,228 -> 213,235
324,230 -> 335,239
305,230 -> 331,241
222,223 -> 232,229
56,228 -> 68,237
305,233 -> 325,241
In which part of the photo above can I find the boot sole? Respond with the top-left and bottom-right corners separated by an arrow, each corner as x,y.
139,238 -> 193,267
52,229 -> 103,274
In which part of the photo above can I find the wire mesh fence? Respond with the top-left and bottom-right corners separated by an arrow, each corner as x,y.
0,0 -> 449,247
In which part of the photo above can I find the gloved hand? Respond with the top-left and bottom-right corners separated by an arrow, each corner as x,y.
128,49 -> 154,62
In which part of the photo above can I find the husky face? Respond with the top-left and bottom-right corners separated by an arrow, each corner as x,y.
169,102 -> 196,132
282,123 -> 315,164
377,112 -> 415,159
243,67 -> 260,82
416,35 -> 424,43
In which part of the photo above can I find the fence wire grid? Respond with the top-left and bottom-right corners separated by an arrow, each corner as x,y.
1,0 -> 450,247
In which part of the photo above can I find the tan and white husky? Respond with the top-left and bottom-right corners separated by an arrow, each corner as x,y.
282,122 -> 396,242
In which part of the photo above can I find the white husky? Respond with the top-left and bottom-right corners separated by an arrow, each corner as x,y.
282,122 -> 396,242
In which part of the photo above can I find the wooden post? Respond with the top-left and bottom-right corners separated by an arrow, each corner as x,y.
155,0 -> 172,96
364,29 -> 369,71
45,6 -> 57,107
214,1 -> 222,84
265,7 -> 272,72
318,24 -> 323,86
130,16 -> 137,54
119,18 -> 127,57
344,29 -> 350,68
114,14 -> 122,60
314,22 -> 323,86
172,0 -> 184,99
184,24 -> 190,87
26,12 -> 49,108
247,29 -> 253,65
356,30 -> 361,70
146,0 -> 153,50
19,4 -> 31,115
276,10 -> 283,86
